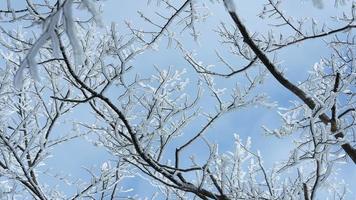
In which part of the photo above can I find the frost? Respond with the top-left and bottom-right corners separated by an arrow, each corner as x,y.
13,0 -> 101,88
0,180 -> 12,195
101,161 -> 111,172
49,12 -> 61,57
2,0 -> 355,199
335,136 -> 348,145
13,31 -> 50,89
51,31 -> 61,58
63,0 -> 84,66
13,65 -> 25,89
342,89 -> 352,94
13,7 -> 61,89
82,0 -> 104,27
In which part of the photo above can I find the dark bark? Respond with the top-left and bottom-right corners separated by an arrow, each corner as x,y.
227,11 -> 356,164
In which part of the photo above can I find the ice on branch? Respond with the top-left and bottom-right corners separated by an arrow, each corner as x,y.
82,0 -> 103,27
14,12 -> 61,89
49,12 -> 62,58
223,0 -> 236,12
101,161 -> 111,172
63,0 -> 84,67
13,7 -> 63,89
13,0 -> 103,89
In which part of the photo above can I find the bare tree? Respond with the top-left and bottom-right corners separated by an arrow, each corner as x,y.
0,0 -> 354,199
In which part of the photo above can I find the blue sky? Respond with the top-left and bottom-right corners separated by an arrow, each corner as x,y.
2,0 -> 356,199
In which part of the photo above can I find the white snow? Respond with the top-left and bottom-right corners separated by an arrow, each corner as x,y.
13,31 -> 50,89
82,0 -> 103,27
63,0 -> 84,67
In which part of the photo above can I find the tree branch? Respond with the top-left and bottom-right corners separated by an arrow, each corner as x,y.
226,10 -> 356,164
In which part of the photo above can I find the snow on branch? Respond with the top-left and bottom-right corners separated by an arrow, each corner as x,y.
63,0 -> 84,67
13,11 -> 61,89
82,0 -> 104,27
13,0 -> 103,89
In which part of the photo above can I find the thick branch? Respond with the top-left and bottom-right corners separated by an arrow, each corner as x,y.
57,32 -> 227,199
226,11 -> 356,164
